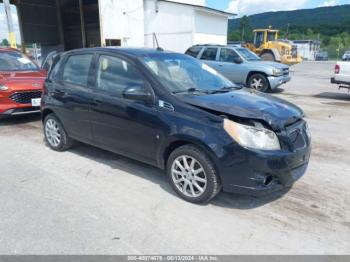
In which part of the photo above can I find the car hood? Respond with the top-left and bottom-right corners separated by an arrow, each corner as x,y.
245,60 -> 289,69
0,70 -> 46,80
0,70 -> 46,91
179,88 -> 304,131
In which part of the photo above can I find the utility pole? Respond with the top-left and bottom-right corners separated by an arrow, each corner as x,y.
3,0 -> 17,48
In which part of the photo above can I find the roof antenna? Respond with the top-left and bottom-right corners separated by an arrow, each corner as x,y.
153,33 -> 164,51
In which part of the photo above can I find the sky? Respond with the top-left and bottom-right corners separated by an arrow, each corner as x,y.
0,0 -> 350,42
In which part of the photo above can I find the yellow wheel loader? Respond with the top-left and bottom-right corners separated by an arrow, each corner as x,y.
245,28 -> 302,65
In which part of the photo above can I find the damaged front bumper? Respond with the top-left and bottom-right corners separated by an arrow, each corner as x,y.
268,75 -> 291,90
218,125 -> 311,197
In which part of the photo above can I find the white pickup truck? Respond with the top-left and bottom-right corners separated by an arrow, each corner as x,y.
331,61 -> 350,91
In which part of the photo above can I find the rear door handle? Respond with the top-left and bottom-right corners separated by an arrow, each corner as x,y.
50,89 -> 65,96
54,89 -> 65,95
93,99 -> 103,105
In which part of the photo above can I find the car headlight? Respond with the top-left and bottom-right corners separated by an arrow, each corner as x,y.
305,122 -> 311,141
0,85 -> 9,91
272,68 -> 283,76
223,119 -> 281,150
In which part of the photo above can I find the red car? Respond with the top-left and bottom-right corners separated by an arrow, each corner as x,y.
0,48 -> 46,118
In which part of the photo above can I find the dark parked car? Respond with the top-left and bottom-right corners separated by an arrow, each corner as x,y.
41,48 -> 311,203
315,51 -> 329,61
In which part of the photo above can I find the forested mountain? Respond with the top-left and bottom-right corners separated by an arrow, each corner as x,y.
229,5 -> 350,32
228,5 -> 350,58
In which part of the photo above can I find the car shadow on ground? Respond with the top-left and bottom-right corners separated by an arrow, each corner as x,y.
69,142 -> 288,210
313,92 -> 350,102
0,113 -> 41,126
269,87 -> 285,94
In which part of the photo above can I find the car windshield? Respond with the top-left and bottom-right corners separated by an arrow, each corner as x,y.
0,51 -> 38,71
141,53 -> 238,93
236,48 -> 261,61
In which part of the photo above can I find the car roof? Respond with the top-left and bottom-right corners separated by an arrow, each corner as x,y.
64,47 -> 179,57
190,44 -> 241,49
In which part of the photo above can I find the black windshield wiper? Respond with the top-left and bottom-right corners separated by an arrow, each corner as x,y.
208,85 -> 243,94
172,87 -> 210,94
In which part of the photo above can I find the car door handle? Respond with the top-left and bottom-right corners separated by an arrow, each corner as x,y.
51,89 -> 65,96
53,89 -> 66,95
93,99 -> 103,105
218,64 -> 223,67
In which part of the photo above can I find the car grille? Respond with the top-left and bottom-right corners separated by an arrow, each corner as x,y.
283,68 -> 289,76
10,91 -> 42,104
291,46 -> 298,58
286,120 -> 308,150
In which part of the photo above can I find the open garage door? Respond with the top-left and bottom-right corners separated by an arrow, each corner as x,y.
6,0 -> 101,60
17,0 -> 61,46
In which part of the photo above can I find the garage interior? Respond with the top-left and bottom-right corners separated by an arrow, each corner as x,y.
4,0 -> 102,58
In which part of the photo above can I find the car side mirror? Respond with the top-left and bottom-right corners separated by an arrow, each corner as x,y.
123,84 -> 154,104
233,56 -> 243,64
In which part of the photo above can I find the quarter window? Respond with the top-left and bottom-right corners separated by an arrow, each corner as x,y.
219,48 -> 240,63
200,48 -> 218,61
62,54 -> 93,86
185,46 -> 202,58
96,55 -> 144,96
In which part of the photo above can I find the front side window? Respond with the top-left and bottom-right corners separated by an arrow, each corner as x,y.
0,51 -> 38,71
96,55 -> 144,96
62,54 -> 93,86
219,48 -> 240,63
254,32 -> 264,47
200,48 -> 218,61
267,32 -> 276,42
185,46 -> 202,58
236,48 -> 261,61
141,53 -> 235,93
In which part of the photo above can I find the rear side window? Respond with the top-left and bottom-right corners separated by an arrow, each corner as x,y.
62,54 -> 93,86
219,48 -> 240,63
96,55 -> 144,96
200,48 -> 218,61
185,46 -> 202,58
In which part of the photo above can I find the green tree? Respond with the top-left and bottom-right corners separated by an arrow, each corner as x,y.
238,15 -> 253,42
1,39 -> 10,47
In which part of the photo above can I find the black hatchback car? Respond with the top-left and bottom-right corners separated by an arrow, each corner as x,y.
41,47 -> 311,203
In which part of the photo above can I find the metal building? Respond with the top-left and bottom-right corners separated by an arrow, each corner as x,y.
1,0 -> 232,59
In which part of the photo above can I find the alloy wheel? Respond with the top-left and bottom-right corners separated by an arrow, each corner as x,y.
45,119 -> 61,147
171,155 -> 207,198
250,77 -> 264,90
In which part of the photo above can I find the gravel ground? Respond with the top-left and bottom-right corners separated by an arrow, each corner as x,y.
0,61 -> 349,254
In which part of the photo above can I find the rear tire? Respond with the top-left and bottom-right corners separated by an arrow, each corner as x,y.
44,113 -> 73,151
166,145 -> 221,203
248,73 -> 270,92
261,52 -> 275,61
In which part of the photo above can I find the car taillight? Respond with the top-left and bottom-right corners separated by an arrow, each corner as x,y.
335,64 -> 340,74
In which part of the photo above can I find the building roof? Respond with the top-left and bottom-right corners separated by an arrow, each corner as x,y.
158,0 -> 236,17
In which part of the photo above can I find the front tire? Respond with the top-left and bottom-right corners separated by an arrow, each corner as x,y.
248,73 -> 270,92
167,145 -> 221,203
44,114 -> 73,151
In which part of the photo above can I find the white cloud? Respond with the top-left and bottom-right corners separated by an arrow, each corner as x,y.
319,0 -> 338,7
226,0 -> 308,16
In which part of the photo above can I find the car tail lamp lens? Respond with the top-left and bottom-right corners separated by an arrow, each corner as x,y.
0,85 -> 9,91
335,65 -> 340,74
